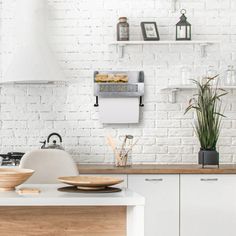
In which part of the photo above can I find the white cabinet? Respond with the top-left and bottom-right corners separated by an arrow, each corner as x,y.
181,175 -> 236,236
81,172 -> 236,235
128,174 -> 179,236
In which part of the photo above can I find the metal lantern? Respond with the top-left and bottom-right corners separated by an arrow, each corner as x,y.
176,9 -> 191,40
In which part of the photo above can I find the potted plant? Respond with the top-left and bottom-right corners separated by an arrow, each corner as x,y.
185,75 -> 227,168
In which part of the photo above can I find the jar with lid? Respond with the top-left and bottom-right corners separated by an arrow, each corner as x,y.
206,65 -> 217,86
117,17 -> 129,41
180,66 -> 191,85
225,65 -> 236,85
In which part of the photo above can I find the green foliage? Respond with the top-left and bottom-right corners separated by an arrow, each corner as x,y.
185,75 -> 227,150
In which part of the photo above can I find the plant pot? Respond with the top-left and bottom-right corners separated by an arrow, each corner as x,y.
198,149 -> 219,168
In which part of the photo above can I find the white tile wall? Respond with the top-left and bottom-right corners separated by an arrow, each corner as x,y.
0,0 -> 236,164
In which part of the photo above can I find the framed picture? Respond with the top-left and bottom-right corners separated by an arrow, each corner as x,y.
141,22 -> 160,41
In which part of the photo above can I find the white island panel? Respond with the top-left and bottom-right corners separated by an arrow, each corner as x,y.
0,184 -> 145,236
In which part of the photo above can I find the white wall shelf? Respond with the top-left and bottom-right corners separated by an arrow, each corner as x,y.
162,84 -> 236,103
109,40 -> 220,58
164,85 -> 236,89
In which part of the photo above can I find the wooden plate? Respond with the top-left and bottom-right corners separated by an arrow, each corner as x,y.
58,176 -> 123,190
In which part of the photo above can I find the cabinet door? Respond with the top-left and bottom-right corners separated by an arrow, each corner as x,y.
128,174 -> 179,236
81,174 -> 128,188
181,175 -> 236,236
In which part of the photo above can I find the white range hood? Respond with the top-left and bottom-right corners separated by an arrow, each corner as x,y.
2,0 -> 64,84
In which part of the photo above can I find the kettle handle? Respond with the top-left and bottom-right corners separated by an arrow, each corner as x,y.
47,133 -> 62,143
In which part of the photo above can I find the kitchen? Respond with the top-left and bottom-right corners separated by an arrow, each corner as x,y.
1,0 -> 236,235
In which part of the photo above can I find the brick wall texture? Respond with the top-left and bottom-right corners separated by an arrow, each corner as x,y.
1,0 -> 236,164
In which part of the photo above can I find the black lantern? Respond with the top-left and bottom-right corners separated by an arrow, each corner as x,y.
176,9 -> 191,40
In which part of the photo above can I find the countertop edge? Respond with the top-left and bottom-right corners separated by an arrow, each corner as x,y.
0,184 -> 145,206
77,164 -> 236,174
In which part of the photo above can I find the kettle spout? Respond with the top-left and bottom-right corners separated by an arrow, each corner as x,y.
40,140 -> 46,149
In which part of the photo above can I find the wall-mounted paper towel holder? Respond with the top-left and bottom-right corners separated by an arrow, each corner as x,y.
94,95 -> 144,107
93,71 -> 145,107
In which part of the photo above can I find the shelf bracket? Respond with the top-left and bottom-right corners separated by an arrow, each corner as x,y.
117,44 -> 125,58
200,43 -> 208,58
169,89 -> 178,103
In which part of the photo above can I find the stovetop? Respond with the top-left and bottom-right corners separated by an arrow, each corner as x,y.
0,152 -> 25,166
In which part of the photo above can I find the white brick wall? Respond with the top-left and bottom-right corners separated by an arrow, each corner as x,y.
0,0 -> 236,164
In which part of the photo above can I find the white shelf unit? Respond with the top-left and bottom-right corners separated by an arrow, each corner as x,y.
109,40 -> 220,58
162,84 -> 236,103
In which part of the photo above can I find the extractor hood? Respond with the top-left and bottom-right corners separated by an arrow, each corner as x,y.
2,0 -> 64,84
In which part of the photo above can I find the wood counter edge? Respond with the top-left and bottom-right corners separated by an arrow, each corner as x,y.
77,164 -> 236,174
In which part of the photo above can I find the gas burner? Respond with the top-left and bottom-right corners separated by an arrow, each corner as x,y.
0,152 -> 25,166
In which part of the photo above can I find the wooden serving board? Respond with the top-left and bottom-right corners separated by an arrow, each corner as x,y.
58,175 -> 123,190
17,188 -> 40,195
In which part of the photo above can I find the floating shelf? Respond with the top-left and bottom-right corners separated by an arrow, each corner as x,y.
164,84 -> 236,90
162,84 -> 236,103
109,40 -> 220,58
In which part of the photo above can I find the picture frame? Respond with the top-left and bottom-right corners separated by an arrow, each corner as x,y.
140,22 -> 160,41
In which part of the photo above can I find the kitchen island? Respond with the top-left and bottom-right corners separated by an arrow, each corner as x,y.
0,184 -> 145,236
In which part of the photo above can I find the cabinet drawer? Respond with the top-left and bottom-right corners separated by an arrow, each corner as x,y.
128,174 -> 179,236
181,174 -> 236,236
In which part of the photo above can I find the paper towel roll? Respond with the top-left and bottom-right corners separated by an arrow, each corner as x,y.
99,97 -> 140,124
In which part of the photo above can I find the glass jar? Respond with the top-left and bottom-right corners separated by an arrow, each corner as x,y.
114,147 -> 132,167
117,17 -> 129,41
226,65 -> 236,85
180,66 -> 191,85
206,65 -> 217,86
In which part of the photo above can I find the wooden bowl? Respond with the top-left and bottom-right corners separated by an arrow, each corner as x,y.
58,176 -> 123,190
0,168 -> 35,191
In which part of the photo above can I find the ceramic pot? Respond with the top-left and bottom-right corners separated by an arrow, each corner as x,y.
198,149 -> 219,168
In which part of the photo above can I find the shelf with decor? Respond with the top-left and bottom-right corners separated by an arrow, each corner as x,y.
162,84 -> 236,103
109,40 -> 220,58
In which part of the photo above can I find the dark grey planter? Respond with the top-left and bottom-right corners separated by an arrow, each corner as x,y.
198,149 -> 219,168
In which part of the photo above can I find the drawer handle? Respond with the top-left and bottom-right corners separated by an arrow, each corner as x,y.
200,178 -> 218,182
145,178 -> 163,182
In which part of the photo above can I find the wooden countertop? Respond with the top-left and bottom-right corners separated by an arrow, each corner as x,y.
78,164 -> 236,174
